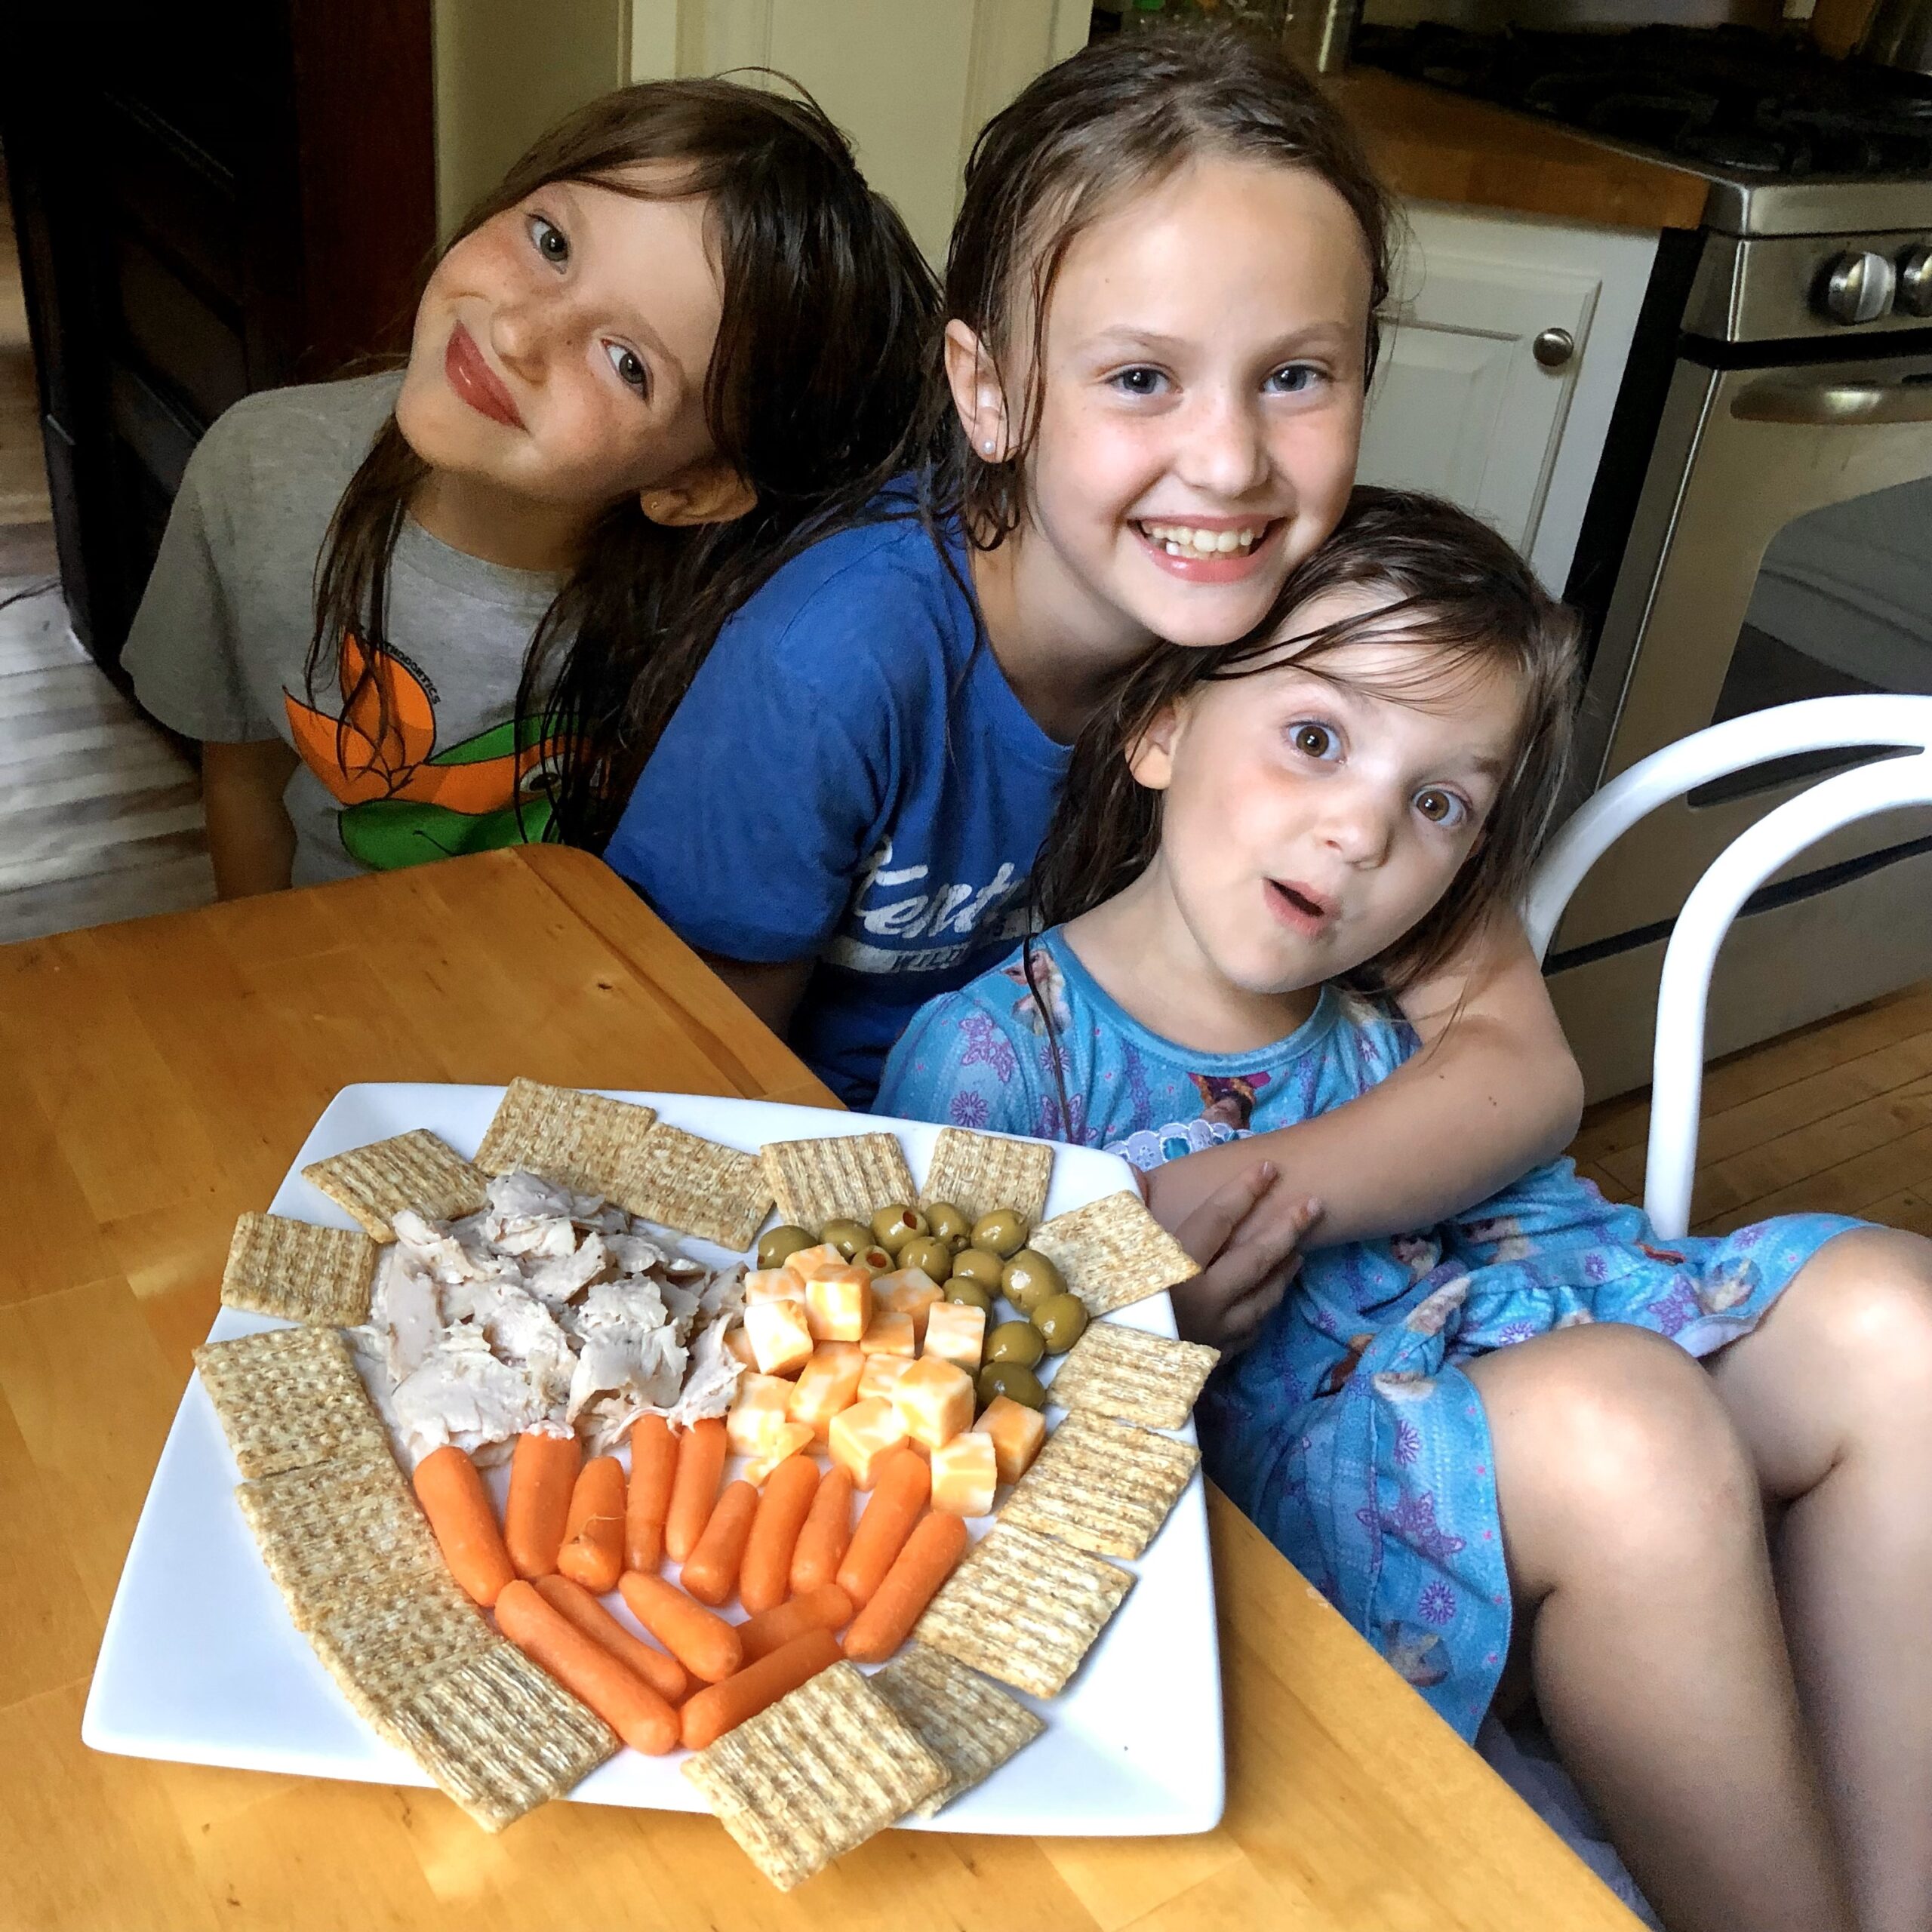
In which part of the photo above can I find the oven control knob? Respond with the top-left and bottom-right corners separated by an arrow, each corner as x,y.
1821,249 -> 1897,325
1898,244 -> 1932,318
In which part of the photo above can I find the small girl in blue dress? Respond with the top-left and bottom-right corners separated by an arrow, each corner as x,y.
877,488 -> 1932,1932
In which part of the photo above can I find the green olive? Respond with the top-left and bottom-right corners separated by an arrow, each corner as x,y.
977,1361 -> 1046,1411
869,1204 -> 927,1254
819,1217 -> 872,1261
755,1224 -> 814,1269
1032,1292 -> 1089,1354
897,1235 -> 955,1282
950,1246 -> 1004,1291
857,1245 -> 896,1275
942,1279 -> 994,1319
971,1208 -> 1030,1260
924,1201 -> 971,1249
999,1248 -> 1063,1315
985,1320 -> 1044,1370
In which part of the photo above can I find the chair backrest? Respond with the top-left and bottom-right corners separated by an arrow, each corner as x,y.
1523,695 -> 1932,1238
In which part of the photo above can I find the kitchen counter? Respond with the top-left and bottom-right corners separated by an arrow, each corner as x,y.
1329,69 -> 1710,231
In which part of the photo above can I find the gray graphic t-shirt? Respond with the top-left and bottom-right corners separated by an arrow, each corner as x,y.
122,373 -> 568,885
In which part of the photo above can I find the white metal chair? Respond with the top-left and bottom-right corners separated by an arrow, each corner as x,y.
1522,695 -> 1932,1239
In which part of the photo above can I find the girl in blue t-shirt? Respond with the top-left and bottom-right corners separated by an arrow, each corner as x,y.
878,488 -> 1932,1932
608,30 -> 1583,1287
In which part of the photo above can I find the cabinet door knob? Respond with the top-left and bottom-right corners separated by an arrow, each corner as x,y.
1532,327 -> 1575,370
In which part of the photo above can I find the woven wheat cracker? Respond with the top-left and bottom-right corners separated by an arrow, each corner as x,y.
473,1078 -> 658,1195
914,1522 -> 1133,1699
869,1641 -> 1044,1815
1000,1409 -> 1199,1558
760,1131 -> 916,1232
193,1326 -> 389,1478
916,1128 -> 1054,1228
1029,1191 -> 1199,1317
682,1660 -> 944,1890
220,1211 -> 379,1325
301,1130 -> 488,1241
1045,1321 -> 1220,1431
614,1121 -> 771,1248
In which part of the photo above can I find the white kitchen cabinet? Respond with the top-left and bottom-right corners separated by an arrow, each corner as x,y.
1358,204 -> 1658,591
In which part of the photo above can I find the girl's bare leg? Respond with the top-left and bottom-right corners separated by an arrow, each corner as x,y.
1466,1323 -> 1853,1932
1708,1228 -> 1932,1932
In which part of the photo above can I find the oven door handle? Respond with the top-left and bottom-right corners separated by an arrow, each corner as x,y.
1730,375 -> 1932,426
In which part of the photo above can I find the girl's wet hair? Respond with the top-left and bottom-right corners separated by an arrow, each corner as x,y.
309,78 -> 938,846
925,26 -> 1395,550
1030,488 -> 1584,1001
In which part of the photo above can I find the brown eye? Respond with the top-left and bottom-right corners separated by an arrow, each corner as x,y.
1291,722 -> 1337,759
1414,788 -> 1468,828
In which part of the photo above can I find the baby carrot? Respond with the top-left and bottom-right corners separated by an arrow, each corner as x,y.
841,1511 -> 969,1663
618,1570 -> 744,1683
555,1455 -> 626,1595
626,1415 -> 678,1574
663,1417 -> 728,1565
678,1628 -> 842,1752
737,1582 -> 854,1666
836,1446 -> 929,1611
411,1444 -> 515,1607
504,1428 -> 581,1579
495,1580 -> 678,1755
789,1464 -> 854,1596
738,1454 -> 820,1615
533,1573 -> 688,1705
678,1478 -> 759,1607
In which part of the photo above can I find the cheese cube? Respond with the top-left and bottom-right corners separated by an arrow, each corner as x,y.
971,1395 -> 1047,1486
857,1355 -> 914,1404
788,1243 -> 852,1283
859,1310 -> 915,1358
827,1396 -> 911,1489
743,1299 -> 814,1377
723,1321 -> 758,1370
745,1421 -> 814,1487
804,1263 -> 874,1343
726,1373 -> 798,1457
930,1431 -> 998,1518
922,1300 -> 986,1374
745,1266 -> 808,1306
890,1356 -> 976,1453
874,1268 -> 943,1343
788,1342 -> 866,1436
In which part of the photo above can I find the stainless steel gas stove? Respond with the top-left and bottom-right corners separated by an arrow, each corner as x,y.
1364,23 -> 1932,1099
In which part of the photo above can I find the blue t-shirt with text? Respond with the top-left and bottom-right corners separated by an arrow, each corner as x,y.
603,503 -> 1069,1105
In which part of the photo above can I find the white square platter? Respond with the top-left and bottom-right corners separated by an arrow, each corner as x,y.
83,1083 -> 1224,1836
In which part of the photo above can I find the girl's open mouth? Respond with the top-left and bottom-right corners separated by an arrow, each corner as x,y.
1134,517 -> 1280,583
1266,878 -> 1331,934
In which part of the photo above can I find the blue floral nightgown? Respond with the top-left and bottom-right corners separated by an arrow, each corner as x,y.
875,929 -> 1864,1738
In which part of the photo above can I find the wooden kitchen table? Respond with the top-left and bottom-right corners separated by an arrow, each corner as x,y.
0,847 -> 1635,1932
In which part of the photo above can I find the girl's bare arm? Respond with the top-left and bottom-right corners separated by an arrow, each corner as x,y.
1142,913 -> 1583,1247
202,739 -> 300,898
699,952 -> 814,1038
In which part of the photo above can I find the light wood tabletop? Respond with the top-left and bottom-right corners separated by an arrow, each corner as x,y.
0,845 -> 1636,1930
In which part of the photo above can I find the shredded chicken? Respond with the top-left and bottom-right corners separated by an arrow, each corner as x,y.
348,1173 -> 745,1467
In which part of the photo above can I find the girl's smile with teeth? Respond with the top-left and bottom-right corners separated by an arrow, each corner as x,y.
1140,521 -> 1266,556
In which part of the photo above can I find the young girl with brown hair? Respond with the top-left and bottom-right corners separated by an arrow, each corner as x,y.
606,30 -> 1584,1285
878,488 -> 1932,1932
123,78 -> 934,887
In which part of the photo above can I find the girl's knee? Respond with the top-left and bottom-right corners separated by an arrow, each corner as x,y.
1777,1228 -> 1932,1403
1476,1324 -> 1756,1541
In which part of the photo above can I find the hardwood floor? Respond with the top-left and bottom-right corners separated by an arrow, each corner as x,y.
1570,980 -> 1932,1238
0,188 -> 216,944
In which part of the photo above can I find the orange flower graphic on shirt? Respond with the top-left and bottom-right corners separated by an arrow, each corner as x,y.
284,635 -> 571,870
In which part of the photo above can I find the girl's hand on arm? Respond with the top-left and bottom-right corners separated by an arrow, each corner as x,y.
1168,1161 -> 1323,1353
201,739 -> 300,898
1144,914 -> 1583,1247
